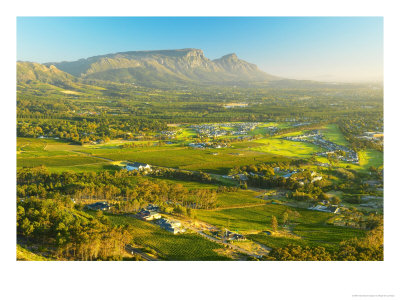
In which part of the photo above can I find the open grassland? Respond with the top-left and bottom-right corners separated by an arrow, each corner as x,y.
358,150 -> 383,169
216,190 -> 265,208
250,137 -> 323,158
107,214 -> 231,260
175,127 -> 197,139
195,204 -> 365,250
321,124 -> 349,146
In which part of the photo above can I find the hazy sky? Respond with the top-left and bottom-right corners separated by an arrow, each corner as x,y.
17,17 -> 383,82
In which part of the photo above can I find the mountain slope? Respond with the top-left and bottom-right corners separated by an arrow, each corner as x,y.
213,53 -> 276,81
17,61 -> 76,84
46,48 -> 280,85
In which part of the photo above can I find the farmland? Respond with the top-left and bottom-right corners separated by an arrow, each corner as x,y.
16,86 -> 383,261
107,214 -> 231,260
250,137 -> 323,158
195,204 -> 366,250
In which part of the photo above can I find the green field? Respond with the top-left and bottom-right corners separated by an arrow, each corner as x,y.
81,146 -> 291,174
107,214 -> 231,260
321,124 -> 349,146
250,137 -> 323,158
46,163 -> 120,173
216,190 -> 265,208
17,138 -> 117,171
18,155 -> 105,168
17,126 -> 383,176
195,204 -> 365,250
358,149 -> 383,169
175,127 -> 197,139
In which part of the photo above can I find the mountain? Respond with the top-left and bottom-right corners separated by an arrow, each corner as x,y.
45,48 -> 279,86
17,61 -> 76,84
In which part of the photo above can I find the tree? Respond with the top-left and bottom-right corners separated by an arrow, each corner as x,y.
331,196 -> 341,205
271,216 -> 278,232
282,212 -> 289,226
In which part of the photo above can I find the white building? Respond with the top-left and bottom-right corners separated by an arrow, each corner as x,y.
125,162 -> 152,172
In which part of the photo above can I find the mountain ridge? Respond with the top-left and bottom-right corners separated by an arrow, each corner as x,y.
42,48 -> 280,85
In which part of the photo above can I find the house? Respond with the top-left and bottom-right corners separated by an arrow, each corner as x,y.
311,176 -> 323,183
223,230 -> 247,241
282,171 -> 296,179
126,162 -> 152,172
137,210 -> 161,221
146,204 -> 159,212
86,201 -> 111,211
309,205 -> 340,214
156,218 -> 184,234
237,174 -> 248,181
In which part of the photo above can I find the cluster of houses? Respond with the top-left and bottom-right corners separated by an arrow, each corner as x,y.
265,126 -> 279,134
359,132 -> 384,142
159,130 -> 177,138
292,122 -> 312,127
283,130 -> 359,163
136,204 -> 185,234
190,124 -> 229,138
86,201 -> 111,211
227,168 -> 323,187
223,103 -> 248,108
188,142 -> 228,149
223,174 -> 248,181
190,122 -> 260,138
275,168 -> 323,185
233,122 -> 259,134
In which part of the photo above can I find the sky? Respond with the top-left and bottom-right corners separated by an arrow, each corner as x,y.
17,17 -> 383,82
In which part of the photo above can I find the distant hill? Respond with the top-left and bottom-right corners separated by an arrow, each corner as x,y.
17,61 -> 76,84
45,48 -> 280,86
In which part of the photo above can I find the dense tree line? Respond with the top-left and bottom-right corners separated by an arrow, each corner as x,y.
17,166 -> 218,209
17,117 -> 167,144
17,197 -> 132,260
